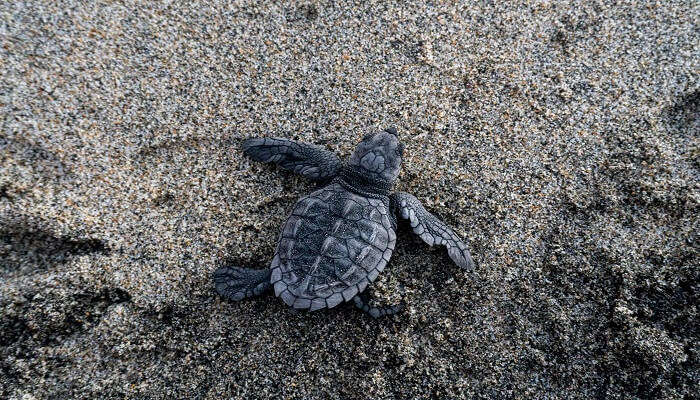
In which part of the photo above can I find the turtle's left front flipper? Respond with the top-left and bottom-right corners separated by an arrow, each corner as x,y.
391,192 -> 474,270
242,137 -> 342,182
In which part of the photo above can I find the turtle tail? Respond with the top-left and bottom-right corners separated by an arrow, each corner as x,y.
213,266 -> 272,301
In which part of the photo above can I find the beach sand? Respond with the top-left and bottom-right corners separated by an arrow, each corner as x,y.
1,1 -> 698,398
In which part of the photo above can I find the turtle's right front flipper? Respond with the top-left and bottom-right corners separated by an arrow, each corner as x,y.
213,266 -> 271,301
391,192 -> 474,271
242,137 -> 342,182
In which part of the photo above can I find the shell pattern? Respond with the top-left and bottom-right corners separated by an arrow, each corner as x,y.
270,182 -> 396,310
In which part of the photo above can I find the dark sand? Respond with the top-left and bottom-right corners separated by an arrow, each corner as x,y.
1,1 -> 698,399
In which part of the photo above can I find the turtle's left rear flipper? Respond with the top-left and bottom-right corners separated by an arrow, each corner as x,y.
213,266 -> 272,301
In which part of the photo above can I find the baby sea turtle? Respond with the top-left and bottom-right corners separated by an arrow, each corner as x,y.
214,128 -> 474,317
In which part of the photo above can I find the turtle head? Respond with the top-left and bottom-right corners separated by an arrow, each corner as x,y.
347,127 -> 404,185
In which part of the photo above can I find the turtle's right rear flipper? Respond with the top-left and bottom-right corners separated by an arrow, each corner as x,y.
213,266 -> 272,301
352,292 -> 404,318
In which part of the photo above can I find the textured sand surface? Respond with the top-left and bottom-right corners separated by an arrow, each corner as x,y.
1,1 -> 698,399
